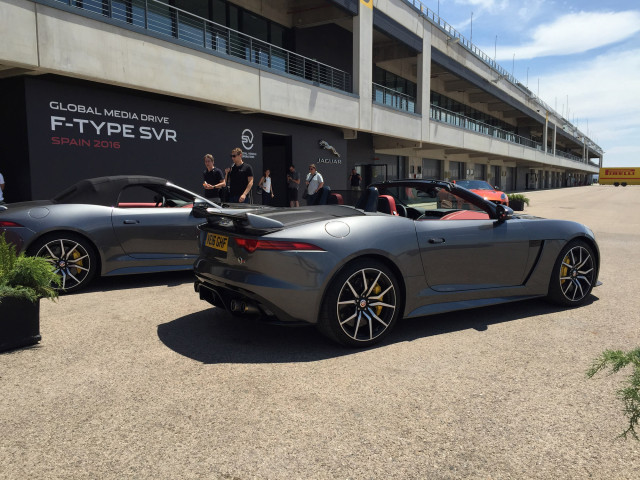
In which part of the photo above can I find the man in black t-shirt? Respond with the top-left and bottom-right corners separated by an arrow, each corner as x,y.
349,168 -> 362,191
202,154 -> 225,203
225,148 -> 254,203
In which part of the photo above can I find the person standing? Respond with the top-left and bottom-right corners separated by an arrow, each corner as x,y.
287,165 -> 300,207
349,168 -> 362,191
305,164 -> 324,205
0,171 -> 5,205
258,169 -> 274,205
225,148 -> 254,203
202,154 -> 225,203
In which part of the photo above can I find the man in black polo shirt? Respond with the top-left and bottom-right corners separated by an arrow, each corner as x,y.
202,154 -> 225,203
225,148 -> 254,203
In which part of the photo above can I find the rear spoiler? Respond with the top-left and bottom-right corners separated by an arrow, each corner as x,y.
192,205 -> 284,231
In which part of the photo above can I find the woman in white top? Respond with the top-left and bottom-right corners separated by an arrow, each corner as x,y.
258,169 -> 274,205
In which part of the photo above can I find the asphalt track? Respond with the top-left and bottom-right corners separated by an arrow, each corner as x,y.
1,185 -> 639,479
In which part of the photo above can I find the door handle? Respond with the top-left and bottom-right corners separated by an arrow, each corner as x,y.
428,237 -> 445,244
123,219 -> 139,224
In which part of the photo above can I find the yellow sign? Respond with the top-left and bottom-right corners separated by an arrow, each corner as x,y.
360,0 -> 373,9
599,168 -> 640,186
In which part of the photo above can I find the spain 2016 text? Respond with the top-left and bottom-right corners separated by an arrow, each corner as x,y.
51,137 -> 121,149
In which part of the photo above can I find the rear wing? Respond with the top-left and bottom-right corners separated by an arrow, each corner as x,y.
193,204 -> 284,233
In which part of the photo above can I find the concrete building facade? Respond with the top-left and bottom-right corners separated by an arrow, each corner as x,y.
0,0 -> 602,204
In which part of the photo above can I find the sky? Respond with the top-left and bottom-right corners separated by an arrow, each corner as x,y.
420,0 -> 640,167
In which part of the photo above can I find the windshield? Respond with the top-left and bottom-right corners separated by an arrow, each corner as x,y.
453,180 -> 494,191
376,184 -> 486,213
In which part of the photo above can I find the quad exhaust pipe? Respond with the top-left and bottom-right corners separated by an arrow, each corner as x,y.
230,299 -> 260,315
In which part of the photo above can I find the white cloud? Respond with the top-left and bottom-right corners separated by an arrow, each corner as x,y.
539,49 -> 640,116
537,49 -> 640,166
495,10 -> 640,60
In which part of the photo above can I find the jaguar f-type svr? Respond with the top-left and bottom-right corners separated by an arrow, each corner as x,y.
0,175 -> 220,292
193,180 -> 600,347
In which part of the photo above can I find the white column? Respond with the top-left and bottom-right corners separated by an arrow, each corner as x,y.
543,112 -> 548,154
419,18 -> 432,142
353,1 -> 373,131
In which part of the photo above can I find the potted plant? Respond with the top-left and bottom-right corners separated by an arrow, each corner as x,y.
0,233 -> 60,352
507,193 -> 530,211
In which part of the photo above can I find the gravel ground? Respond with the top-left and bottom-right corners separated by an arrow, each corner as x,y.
1,185 -> 639,479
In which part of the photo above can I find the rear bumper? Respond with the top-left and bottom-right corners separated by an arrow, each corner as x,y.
194,274 -> 316,325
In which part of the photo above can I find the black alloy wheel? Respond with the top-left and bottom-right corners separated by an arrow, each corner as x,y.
29,233 -> 98,293
318,259 -> 401,347
547,240 -> 596,307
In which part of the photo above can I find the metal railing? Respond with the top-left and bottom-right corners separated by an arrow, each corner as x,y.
430,105 -> 591,163
555,149 -> 586,163
372,83 -> 416,113
430,104 -> 542,150
47,0 -> 352,93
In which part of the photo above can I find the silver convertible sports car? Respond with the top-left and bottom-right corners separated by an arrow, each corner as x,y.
193,179 -> 600,347
0,176 -> 219,292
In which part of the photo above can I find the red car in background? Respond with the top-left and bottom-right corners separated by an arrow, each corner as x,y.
452,180 -> 509,205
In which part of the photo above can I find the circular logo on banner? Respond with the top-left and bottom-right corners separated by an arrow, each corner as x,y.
241,129 -> 254,151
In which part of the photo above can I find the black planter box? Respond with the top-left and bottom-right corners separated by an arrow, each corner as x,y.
510,199 -> 525,211
0,297 -> 41,352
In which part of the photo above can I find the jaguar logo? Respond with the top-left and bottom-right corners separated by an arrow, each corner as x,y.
319,140 -> 340,157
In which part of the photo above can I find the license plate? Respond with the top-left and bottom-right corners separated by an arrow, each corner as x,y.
205,233 -> 228,252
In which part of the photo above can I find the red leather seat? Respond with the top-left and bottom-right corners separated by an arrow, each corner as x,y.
377,195 -> 399,216
328,193 -> 343,205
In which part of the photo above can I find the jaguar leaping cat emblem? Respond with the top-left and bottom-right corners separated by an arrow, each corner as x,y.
319,140 -> 341,157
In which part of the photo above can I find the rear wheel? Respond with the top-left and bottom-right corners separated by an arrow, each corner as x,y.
547,240 -> 596,307
28,233 -> 98,293
318,259 -> 401,347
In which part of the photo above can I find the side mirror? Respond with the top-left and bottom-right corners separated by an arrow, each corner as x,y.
495,204 -> 514,222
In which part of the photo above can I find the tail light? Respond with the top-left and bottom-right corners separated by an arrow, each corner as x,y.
235,238 -> 324,253
0,221 -> 23,227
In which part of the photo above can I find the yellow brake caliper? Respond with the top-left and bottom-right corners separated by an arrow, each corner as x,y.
70,249 -> 83,275
373,284 -> 383,316
560,254 -> 570,286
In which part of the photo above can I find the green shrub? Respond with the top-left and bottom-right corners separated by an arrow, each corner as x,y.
587,348 -> 640,440
0,233 -> 60,303
507,193 -> 530,206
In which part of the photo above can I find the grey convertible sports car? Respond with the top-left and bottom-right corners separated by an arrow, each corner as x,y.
0,175 -> 220,292
193,179 -> 600,347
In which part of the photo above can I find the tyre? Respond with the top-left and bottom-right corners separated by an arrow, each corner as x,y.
546,240 -> 596,307
318,259 -> 401,347
28,233 -> 98,293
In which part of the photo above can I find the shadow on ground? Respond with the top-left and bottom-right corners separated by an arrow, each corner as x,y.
157,295 -> 598,364
78,270 -> 195,293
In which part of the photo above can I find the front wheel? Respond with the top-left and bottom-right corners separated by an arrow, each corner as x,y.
318,259 -> 401,347
28,233 -> 98,293
546,240 -> 596,307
